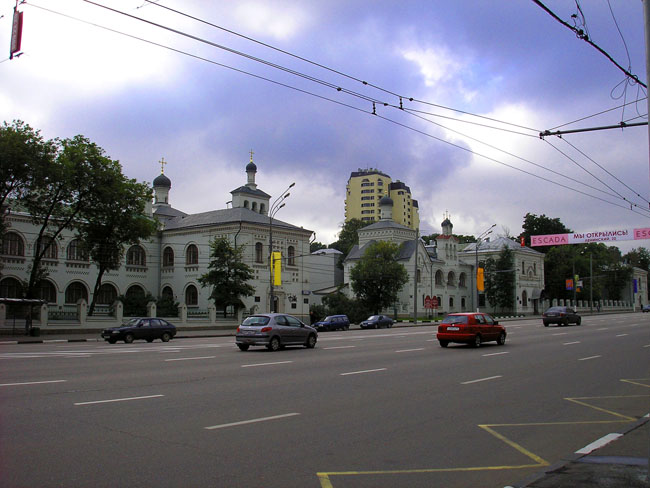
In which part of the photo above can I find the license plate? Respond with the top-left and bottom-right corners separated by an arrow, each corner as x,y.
447,326 -> 459,331
244,330 -> 255,335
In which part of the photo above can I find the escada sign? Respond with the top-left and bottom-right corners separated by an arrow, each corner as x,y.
531,227 -> 650,247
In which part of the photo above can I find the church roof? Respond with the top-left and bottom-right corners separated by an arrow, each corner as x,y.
153,205 -> 188,218
153,173 -> 171,188
361,219 -> 412,232
230,185 -> 271,198
162,207 -> 309,233
345,239 -> 417,262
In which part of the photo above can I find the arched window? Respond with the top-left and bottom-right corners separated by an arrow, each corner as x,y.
37,236 -> 58,260
185,285 -> 198,306
447,271 -> 456,286
66,239 -> 88,261
126,245 -> 146,266
36,280 -> 57,303
162,247 -> 174,267
459,273 -> 467,288
288,246 -> 295,266
252,202 -> 258,212
186,244 -> 198,265
2,232 -> 24,256
0,277 -> 23,298
65,282 -> 88,304
435,270 -> 443,285
244,200 -> 249,209
162,286 -> 173,300
96,283 -> 117,305
522,290 -> 528,307
255,242 -> 263,263
416,268 -> 421,283
461,297 -> 466,310
449,296 -> 454,309
125,284 -> 145,300
260,203 -> 266,214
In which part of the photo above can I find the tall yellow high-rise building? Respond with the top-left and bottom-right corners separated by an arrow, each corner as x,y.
344,168 -> 419,230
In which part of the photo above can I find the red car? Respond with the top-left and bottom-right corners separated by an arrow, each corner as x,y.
436,312 -> 506,348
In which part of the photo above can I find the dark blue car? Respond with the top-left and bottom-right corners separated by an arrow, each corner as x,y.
313,314 -> 350,332
101,318 -> 177,344
360,315 -> 393,329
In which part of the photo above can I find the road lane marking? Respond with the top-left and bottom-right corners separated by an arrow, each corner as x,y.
74,394 -> 164,406
241,361 -> 293,368
164,356 -> 215,361
552,332 -> 568,336
0,379 -> 67,387
597,327 -> 608,330
575,433 -> 622,454
323,346 -> 356,350
395,348 -> 425,353
340,368 -> 387,376
616,334 -> 628,337
205,412 -> 300,430
578,355 -> 601,361
461,375 -> 502,385
563,341 -> 581,345
483,352 -> 509,357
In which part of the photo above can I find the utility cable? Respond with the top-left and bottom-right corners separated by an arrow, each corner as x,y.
549,97 -> 647,131
530,0 -> 646,89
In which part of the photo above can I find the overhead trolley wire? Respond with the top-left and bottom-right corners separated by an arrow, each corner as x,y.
25,1 -> 649,220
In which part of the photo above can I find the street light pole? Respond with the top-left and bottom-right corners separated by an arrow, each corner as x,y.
475,224 -> 496,312
268,183 -> 295,313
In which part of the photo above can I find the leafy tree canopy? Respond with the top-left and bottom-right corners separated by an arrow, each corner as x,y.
199,237 -> 255,316
310,241 -> 327,253
349,241 -> 409,314
624,247 -> 650,273
519,212 -> 572,252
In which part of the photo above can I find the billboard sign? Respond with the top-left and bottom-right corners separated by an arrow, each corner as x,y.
531,227 -> 650,247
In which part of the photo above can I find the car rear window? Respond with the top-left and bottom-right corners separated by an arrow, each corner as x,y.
242,316 -> 270,326
442,315 -> 468,325
546,307 -> 563,313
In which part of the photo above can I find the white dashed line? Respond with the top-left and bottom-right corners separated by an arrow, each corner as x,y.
323,346 -> 356,350
395,348 -> 425,353
563,341 -> 581,345
461,375 -> 502,385
482,352 -> 509,357
616,334 -> 628,337
75,394 -> 164,406
340,368 -> 387,376
578,355 -> 601,361
165,356 -> 216,361
0,379 -> 67,387
205,413 -> 300,430
241,361 -> 293,368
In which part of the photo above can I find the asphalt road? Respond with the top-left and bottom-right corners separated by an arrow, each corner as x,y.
0,313 -> 648,488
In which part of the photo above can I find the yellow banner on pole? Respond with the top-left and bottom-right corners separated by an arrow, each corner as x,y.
272,251 -> 282,286
477,267 -> 484,292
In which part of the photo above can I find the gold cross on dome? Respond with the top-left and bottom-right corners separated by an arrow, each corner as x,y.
159,157 -> 167,174
249,149 -> 254,163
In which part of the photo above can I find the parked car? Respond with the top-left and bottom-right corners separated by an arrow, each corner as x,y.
642,304 -> 650,313
436,312 -> 506,348
360,315 -> 393,329
235,313 -> 318,351
313,315 -> 350,332
542,306 -> 581,326
101,318 -> 177,344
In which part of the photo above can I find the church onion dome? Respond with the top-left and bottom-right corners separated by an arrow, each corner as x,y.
379,195 -> 394,206
441,218 -> 452,227
246,161 -> 257,172
153,173 -> 171,188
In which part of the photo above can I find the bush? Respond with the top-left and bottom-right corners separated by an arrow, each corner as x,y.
321,291 -> 372,324
156,295 -> 179,317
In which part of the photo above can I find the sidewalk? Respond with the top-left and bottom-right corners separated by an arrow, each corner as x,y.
511,415 -> 649,487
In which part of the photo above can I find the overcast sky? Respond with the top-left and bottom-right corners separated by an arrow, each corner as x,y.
1,0 -> 648,252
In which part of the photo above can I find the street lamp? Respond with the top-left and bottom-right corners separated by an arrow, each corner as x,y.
269,182 -> 295,313
475,224 -> 496,312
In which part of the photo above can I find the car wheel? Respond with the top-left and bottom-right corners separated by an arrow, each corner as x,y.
473,335 -> 482,348
388,322 -> 392,328
497,332 -> 506,345
124,333 -> 134,344
563,319 -> 569,327
108,339 -> 116,344
267,337 -> 281,351
237,344 -> 249,351
543,321 -> 549,327
305,334 -> 317,349
161,332 -> 171,342
344,325 -> 349,331
439,340 -> 449,348
576,318 -> 582,326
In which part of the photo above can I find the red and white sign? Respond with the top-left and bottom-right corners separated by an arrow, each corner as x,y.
531,227 -> 650,247
424,296 -> 439,309
10,9 -> 23,60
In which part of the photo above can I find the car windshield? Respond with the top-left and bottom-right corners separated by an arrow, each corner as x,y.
124,318 -> 142,326
242,316 -> 270,326
323,316 -> 335,321
367,316 -> 380,321
442,315 -> 468,325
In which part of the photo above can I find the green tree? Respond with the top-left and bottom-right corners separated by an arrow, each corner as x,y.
494,246 -> 515,312
321,289 -> 372,324
483,257 -> 498,313
624,247 -> 650,273
349,241 -> 408,314
199,237 -> 255,316
329,219 -> 370,254
518,213 -> 572,252
310,241 -> 327,253
77,166 -> 157,316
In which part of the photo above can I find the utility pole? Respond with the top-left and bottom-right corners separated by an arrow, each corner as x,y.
645,0 -> 650,195
413,229 -> 419,324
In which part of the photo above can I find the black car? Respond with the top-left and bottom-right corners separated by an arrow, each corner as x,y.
101,318 -> 177,344
313,314 -> 350,332
542,306 -> 581,327
642,304 -> 650,313
360,315 -> 394,329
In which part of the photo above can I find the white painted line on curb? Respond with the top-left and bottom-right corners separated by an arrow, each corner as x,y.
563,341 -> 581,345
75,394 -> 164,406
575,433 -> 621,454
482,352 -> 509,357
0,379 -> 67,387
205,413 -> 300,430
395,348 -> 425,353
461,375 -> 502,385
323,346 -> 356,350
340,368 -> 387,376
241,361 -> 293,368
552,333 -> 568,336
578,355 -> 601,361
596,327 -> 609,331
165,356 -> 216,362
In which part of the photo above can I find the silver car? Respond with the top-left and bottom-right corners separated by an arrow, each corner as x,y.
235,313 -> 318,351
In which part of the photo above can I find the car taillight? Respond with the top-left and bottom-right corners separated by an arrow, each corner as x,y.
236,327 -> 241,333
560,313 -> 566,317
261,326 -> 272,333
